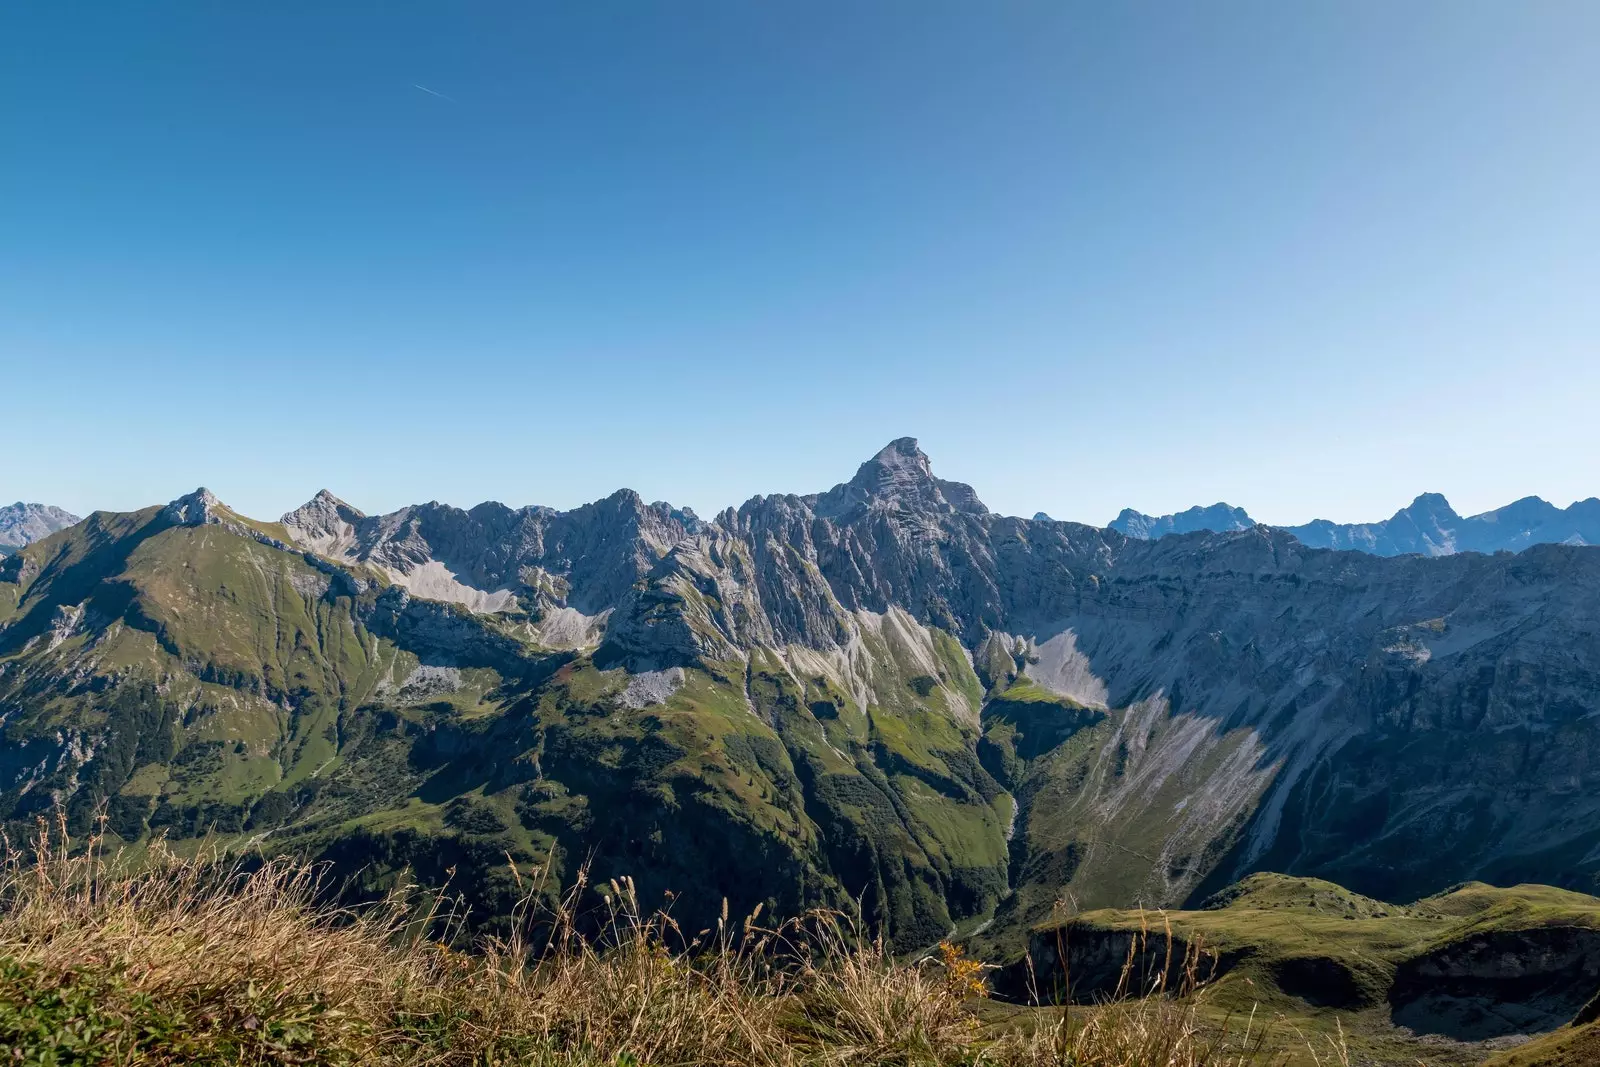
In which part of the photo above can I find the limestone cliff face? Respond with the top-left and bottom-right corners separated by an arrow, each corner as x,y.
282,488 -> 694,618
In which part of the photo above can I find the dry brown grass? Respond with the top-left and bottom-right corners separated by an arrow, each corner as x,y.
0,820 -> 1324,1066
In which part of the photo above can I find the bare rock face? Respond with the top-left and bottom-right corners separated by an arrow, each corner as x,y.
279,489 -> 366,556
281,488 -> 696,619
0,502 -> 80,555
161,488 -> 225,527
814,436 -> 989,520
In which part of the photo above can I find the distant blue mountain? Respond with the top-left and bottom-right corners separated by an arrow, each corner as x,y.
1108,503 -> 1256,540
1108,494 -> 1600,556
0,502 -> 80,556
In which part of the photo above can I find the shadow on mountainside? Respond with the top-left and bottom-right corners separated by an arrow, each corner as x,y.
988,528 -> 1600,912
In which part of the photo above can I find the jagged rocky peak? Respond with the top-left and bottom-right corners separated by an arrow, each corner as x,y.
271,482 -> 706,618
0,502 -> 81,554
283,489 -> 367,527
855,437 -> 936,492
282,490 -> 368,555
308,488 -> 363,516
1404,491 -> 1454,513
162,487 -> 226,527
1391,492 -> 1459,529
1381,493 -> 1461,555
817,437 -> 989,518
657,503 -> 704,534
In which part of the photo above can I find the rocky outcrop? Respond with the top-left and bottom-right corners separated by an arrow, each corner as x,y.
161,487 -> 226,527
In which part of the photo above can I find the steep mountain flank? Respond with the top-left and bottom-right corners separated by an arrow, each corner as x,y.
3,441 -> 1599,956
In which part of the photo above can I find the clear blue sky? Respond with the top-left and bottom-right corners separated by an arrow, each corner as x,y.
3,3 -> 1597,526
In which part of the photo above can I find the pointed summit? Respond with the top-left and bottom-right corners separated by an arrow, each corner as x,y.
282,490 -> 367,555
284,489 -> 366,523
1399,492 -> 1456,518
848,438 -> 936,496
820,438 -> 987,517
162,487 -> 224,527
314,488 -> 354,509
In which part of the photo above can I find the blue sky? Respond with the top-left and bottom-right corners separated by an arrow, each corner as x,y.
3,3 -> 1597,526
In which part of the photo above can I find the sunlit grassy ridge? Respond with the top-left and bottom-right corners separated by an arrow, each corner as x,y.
0,823 -> 1296,1067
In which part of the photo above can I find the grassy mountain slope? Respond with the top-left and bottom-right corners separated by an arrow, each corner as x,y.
0,502 -> 1014,948
968,637 -> 1266,956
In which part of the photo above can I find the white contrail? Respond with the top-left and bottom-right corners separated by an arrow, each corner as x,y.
412,84 -> 455,102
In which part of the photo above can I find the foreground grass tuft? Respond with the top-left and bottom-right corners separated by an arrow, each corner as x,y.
0,822 -> 1299,1066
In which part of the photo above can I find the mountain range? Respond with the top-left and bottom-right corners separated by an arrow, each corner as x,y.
15,486 -> 1597,567
1110,492 -> 1600,555
3,438 -> 1599,962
